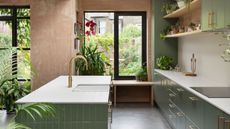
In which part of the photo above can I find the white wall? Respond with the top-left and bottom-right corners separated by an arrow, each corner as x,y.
178,32 -> 230,85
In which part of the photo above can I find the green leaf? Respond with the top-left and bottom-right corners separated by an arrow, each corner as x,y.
6,122 -> 31,129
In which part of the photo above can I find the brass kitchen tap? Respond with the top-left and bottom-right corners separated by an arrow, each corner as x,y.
68,53 -> 88,88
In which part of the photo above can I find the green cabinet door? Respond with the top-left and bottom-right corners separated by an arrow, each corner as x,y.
201,0 -> 213,31
204,102 -> 223,129
225,0 -> 230,28
212,0 -> 225,29
202,0 -> 226,30
184,92 -> 204,129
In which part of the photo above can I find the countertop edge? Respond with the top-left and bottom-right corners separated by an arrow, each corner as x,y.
154,69 -> 230,116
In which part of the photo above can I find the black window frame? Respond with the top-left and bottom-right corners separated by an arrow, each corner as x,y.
83,11 -> 147,80
114,11 -> 147,80
0,5 -> 31,82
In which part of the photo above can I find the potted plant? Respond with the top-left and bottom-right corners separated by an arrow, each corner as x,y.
176,0 -> 193,8
176,0 -> 185,8
75,45 -> 110,75
187,22 -> 196,32
160,26 -> 171,40
136,66 -> 148,81
5,103 -> 56,129
156,56 -> 173,70
75,20 -> 111,75
161,3 -> 177,14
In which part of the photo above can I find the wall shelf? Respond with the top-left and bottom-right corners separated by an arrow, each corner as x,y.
165,30 -> 202,38
163,0 -> 201,18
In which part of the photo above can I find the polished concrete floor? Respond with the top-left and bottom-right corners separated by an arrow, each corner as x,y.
111,104 -> 172,129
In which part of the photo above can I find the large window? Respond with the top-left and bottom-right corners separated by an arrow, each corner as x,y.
0,6 -> 31,82
84,12 -> 147,80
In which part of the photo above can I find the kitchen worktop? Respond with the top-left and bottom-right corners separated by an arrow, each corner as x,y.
16,76 -> 111,104
155,69 -> 230,115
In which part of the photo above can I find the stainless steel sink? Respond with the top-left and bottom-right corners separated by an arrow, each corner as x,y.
72,84 -> 110,92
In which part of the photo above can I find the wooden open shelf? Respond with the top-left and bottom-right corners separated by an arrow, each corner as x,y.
165,30 -> 202,38
163,0 -> 201,18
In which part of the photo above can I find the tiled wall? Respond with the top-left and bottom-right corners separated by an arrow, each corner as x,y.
178,33 -> 230,85
15,104 -> 109,129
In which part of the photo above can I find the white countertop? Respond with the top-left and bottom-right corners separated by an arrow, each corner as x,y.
16,76 -> 111,104
155,69 -> 230,115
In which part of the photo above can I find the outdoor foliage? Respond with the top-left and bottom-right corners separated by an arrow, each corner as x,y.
85,24 -> 142,76
76,20 -> 110,75
0,8 -> 32,113
119,24 -> 142,76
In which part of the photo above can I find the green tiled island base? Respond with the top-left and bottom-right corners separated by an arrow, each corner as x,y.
15,104 -> 109,129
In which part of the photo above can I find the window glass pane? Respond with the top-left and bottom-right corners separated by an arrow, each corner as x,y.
0,21 -> 12,48
17,19 -> 30,48
17,50 -> 30,79
0,8 -> 12,16
0,49 -> 13,80
85,13 -> 114,76
17,8 -> 30,17
119,16 -> 142,76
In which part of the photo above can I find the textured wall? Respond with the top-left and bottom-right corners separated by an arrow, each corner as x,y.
30,0 -> 76,90
178,33 -> 230,85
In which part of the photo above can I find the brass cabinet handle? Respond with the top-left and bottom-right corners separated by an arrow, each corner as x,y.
211,11 -> 215,28
189,97 -> 199,101
218,117 -> 225,129
169,93 -> 176,97
225,120 -> 230,129
169,103 -> 175,108
208,11 -> 215,28
176,112 -> 184,117
208,12 -> 212,28
177,88 -> 184,92
188,125 -> 197,129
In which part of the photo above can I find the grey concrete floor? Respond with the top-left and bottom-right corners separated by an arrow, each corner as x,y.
111,104 -> 172,129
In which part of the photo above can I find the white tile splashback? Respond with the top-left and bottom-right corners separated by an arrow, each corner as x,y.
178,32 -> 230,85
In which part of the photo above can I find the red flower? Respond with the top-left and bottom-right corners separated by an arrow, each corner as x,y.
90,27 -> 94,31
92,30 -> 96,35
86,21 -> 90,27
85,31 -> 90,36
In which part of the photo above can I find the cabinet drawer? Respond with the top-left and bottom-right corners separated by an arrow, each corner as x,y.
186,118 -> 200,129
174,86 -> 186,112
185,92 -> 204,129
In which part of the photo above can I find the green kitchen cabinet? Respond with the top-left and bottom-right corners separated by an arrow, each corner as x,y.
202,0 -> 225,31
184,91 -> 204,129
203,102 -> 223,129
154,73 -> 169,115
225,0 -> 230,28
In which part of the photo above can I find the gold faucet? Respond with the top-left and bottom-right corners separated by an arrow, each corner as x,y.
68,53 -> 88,88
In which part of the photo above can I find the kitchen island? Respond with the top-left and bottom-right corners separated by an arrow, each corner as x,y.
16,76 -> 112,129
